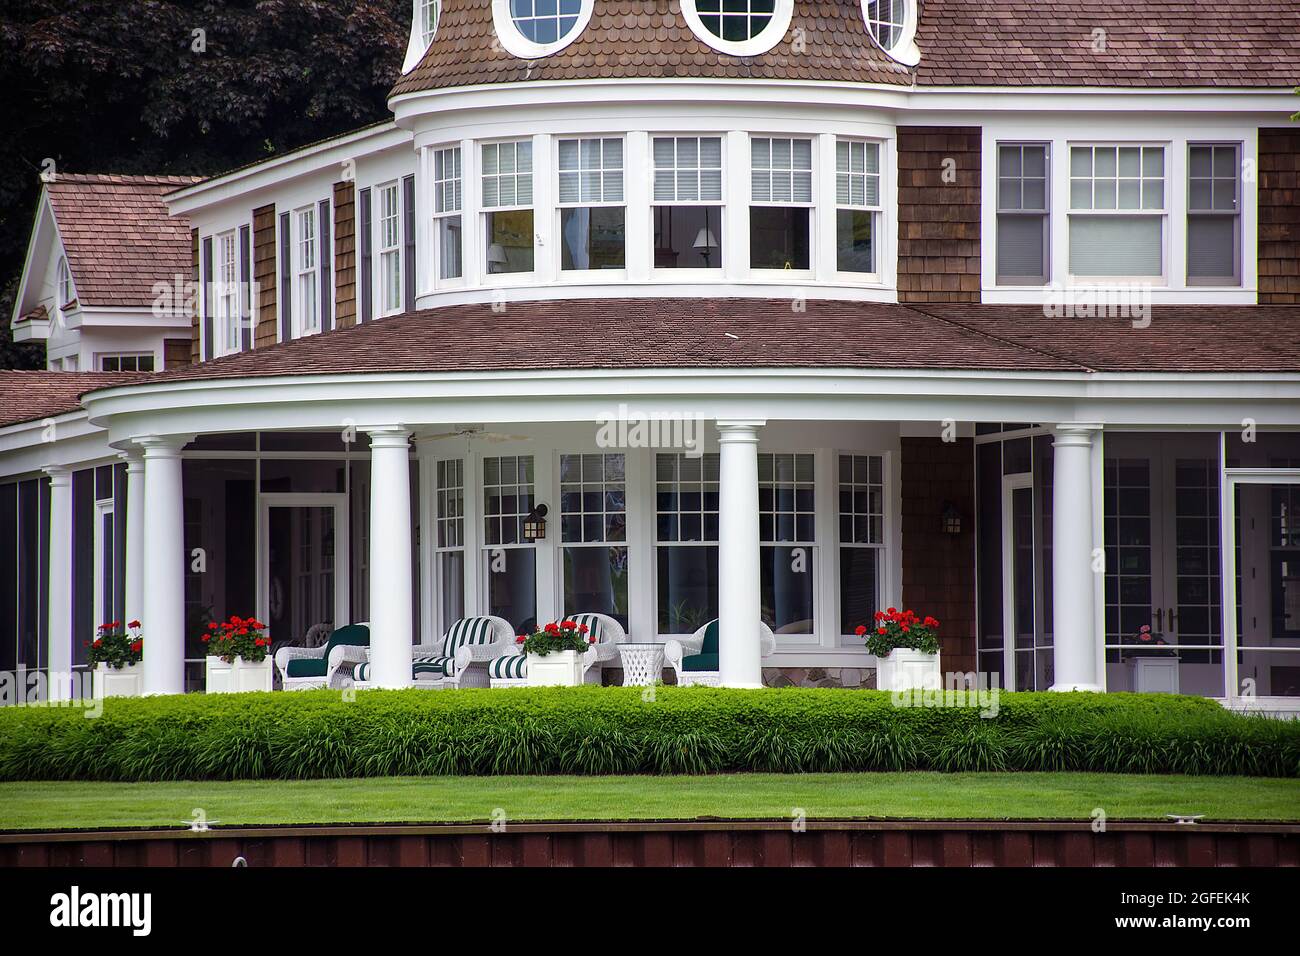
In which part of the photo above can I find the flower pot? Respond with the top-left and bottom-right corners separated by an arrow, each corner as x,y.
94,662 -> 142,698
875,647 -> 941,691
526,649 -> 584,687
206,655 -> 273,693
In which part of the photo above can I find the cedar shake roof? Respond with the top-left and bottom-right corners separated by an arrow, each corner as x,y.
391,0 -> 1300,96
0,372 -> 151,429
86,298 -> 1300,389
45,174 -> 202,309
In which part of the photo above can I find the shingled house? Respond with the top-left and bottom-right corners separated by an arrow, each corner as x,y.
2,0 -> 1299,705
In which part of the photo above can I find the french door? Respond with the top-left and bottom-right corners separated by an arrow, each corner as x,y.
258,494 -> 349,647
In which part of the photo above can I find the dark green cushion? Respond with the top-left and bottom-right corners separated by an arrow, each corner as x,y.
324,624 -> 369,660
285,657 -> 328,678
683,620 -> 719,672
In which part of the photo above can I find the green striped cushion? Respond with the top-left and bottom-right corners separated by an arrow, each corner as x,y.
441,617 -> 496,656
569,613 -> 606,644
354,656 -> 452,684
489,654 -> 527,680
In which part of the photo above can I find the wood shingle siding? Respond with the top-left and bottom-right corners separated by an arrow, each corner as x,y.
896,127 -> 982,304
334,181 -> 357,329
253,204 -> 278,348
163,338 -> 192,370
1258,128 -> 1300,305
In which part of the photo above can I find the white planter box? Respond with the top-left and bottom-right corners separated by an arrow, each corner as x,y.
875,648 -> 941,691
94,662 -> 142,698
206,656 -> 274,693
1133,657 -> 1180,694
526,649 -> 584,687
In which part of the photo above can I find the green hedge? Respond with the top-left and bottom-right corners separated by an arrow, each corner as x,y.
0,686 -> 1296,781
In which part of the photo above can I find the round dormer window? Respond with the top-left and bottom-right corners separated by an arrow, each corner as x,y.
862,0 -> 920,66
682,0 -> 793,57
493,0 -> 594,58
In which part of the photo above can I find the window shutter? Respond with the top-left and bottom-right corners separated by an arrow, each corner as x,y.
360,187 -> 373,323
201,237 -> 214,361
403,175 -> 416,312
319,198 -> 333,331
239,224 -> 252,351
279,212 -> 292,342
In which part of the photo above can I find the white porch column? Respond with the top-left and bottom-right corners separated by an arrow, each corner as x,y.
43,466 -> 73,701
137,436 -> 187,695
716,420 -> 766,688
1050,423 -> 1103,692
121,451 -> 146,626
364,426 -> 414,688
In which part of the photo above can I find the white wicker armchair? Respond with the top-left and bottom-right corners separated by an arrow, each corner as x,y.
488,612 -> 627,687
665,618 -> 776,687
274,623 -> 370,690
358,615 -> 518,689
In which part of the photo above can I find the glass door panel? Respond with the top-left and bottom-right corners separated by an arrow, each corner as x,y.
1234,481 -> 1300,697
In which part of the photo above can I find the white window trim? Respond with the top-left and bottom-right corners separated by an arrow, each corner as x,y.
213,229 -> 241,358
431,143 -> 466,289
1185,140 -> 1243,288
491,0 -> 594,59
556,451 -> 629,619
993,140 -> 1052,287
480,138 -> 538,282
92,498 -> 115,631
402,0 -> 442,73
833,451 -> 888,645
1066,140 -> 1170,285
830,136 -> 885,283
375,181 -> 404,317
650,132 -> 727,277
757,450 -> 820,645
56,255 -> 74,313
681,0 -> 794,58
861,0 -> 920,67
749,134 -> 816,277
554,135 -> 627,278
293,205 -> 321,337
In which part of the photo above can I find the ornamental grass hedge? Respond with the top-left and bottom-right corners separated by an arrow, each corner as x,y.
0,686 -> 1296,781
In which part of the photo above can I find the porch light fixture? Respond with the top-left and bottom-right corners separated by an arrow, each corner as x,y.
941,501 -> 962,535
693,226 -> 719,267
522,503 -> 548,541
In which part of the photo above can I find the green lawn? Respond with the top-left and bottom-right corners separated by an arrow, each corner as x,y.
2,773 -> 1298,831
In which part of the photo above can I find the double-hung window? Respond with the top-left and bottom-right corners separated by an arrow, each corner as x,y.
750,137 -> 813,271
996,143 -> 1050,285
433,146 -> 463,282
482,140 -> 534,275
214,229 -> 240,356
655,453 -> 720,633
295,206 -> 320,335
759,453 -> 816,635
436,459 -> 465,631
559,454 -> 628,626
376,182 -> 403,314
482,455 -> 536,634
652,136 -> 723,269
835,139 -> 881,275
1187,142 -> 1241,286
838,454 -> 885,639
558,137 -> 625,271
1068,144 -> 1166,280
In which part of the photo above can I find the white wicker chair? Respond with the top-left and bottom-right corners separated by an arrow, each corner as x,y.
488,613 -> 627,687
274,623 -> 370,690
664,618 -> 776,687
350,615 -> 517,689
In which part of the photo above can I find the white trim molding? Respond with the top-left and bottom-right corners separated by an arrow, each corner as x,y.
681,0 -> 794,58
491,0 -> 594,59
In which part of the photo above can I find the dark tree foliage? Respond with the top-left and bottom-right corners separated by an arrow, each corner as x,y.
0,0 -> 410,368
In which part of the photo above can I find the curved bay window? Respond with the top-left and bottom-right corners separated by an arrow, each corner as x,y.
482,455 -> 537,634
652,136 -> 723,270
759,453 -> 816,635
559,453 -> 628,627
558,137 -> 625,271
656,453 -> 719,634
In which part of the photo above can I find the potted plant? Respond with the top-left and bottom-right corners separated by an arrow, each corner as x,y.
1122,624 -> 1179,694
857,608 -> 942,691
88,620 -> 143,698
520,619 -> 595,686
203,615 -> 274,693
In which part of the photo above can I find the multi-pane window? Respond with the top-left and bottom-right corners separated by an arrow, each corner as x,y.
865,0 -> 907,50
656,453 -> 720,633
510,0 -> 582,45
436,459 -> 465,631
1068,144 -> 1166,278
98,353 -> 155,372
377,183 -> 402,314
652,136 -> 723,269
996,143 -> 1050,285
57,257 -> 73,310
695,0 -> 775,42
433,146 -> 463,282
835,139 -> 881,275
215,230 -> 240,356
296,207 -> 319,335
1187,143 -> 1241,286
758,453 -> 816,635
558,137 -> 625,270
482,140 -> 534,275
750,137 -> 813,270
559,454 -> 628,626
838,454 -> 884,637
420,0 -> 440,47
482,455 -> 536,634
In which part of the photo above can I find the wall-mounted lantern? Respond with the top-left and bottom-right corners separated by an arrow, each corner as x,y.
941,501 -> 963,535
522,504 -> 548,542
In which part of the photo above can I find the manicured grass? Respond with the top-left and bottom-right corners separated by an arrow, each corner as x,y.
2,772 -> 1298,831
